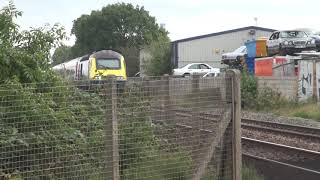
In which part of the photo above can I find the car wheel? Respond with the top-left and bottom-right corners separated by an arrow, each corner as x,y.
183,73 -> 191,78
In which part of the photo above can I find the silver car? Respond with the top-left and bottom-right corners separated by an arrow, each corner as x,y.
172,63 -> 218,77
267,30 -> 316,56
221,46 -> 247,65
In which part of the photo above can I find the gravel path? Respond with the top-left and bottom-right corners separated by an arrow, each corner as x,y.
242,111 -> 320,128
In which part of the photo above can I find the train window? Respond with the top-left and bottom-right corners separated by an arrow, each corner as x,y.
80,64 -> 83,76
96,59 -> 120,69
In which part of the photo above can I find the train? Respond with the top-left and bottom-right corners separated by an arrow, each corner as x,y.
52,49 -> 127,83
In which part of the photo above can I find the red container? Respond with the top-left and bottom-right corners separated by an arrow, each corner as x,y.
255,56 -> 296,77
255,57 -> 273,76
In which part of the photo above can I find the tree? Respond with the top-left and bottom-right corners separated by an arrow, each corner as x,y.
52,45 -> 73,65
71,3 -> 169,76
0,1 -> 66,83
145,35 -> 172,76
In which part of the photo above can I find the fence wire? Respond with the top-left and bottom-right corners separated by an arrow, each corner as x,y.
0,74 -> 236,180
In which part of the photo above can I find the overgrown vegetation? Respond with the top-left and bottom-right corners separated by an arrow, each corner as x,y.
145,35 -> 172,76
0,81 -> 106,179
241,73 -> 294,111
273,100 -> 320,121
0,3 -> 191,179
241,73 -> 320,121
118,85 -> 193,179
0,2 -> 65,83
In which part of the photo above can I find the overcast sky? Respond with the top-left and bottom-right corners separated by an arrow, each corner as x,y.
3,0 -> 320,45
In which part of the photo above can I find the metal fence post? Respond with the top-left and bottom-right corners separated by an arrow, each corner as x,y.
192,74 -> 200,126
161,75 -> 170,122
142,76 -> 150,97
105,78 -> 120,180
192,74 -> 200,129
191,74 -> 201,180
228,69 -> 242,180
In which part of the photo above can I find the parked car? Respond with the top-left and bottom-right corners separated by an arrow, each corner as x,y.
172,63 -> 219,77
221,46 -> 247,65
267,30 -> 316,56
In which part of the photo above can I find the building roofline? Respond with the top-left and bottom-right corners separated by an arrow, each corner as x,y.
172,26 -> 277,43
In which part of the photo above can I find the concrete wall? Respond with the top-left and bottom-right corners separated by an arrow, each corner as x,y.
316,62 -> 320,101
297,58 -> 320,101
256,58 -> 320,102
139,48 -> 152,77
256,76 -> 298,100
175,29 -> 273,68
298,60 -> 314,101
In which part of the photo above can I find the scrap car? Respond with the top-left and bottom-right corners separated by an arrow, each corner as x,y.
267,30 -> 316,56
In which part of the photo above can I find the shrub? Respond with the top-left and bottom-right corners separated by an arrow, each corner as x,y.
118,84 -> 193,179
241,73 -> 258,109
0,80 -> 105,179
241,73 -> 294,111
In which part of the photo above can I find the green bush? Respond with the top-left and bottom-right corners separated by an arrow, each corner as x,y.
241,73 -> 258,109
241,73 -> 293,111
118,85 -> 193,180
145,35 -> 172,76
0,80 -> 106,179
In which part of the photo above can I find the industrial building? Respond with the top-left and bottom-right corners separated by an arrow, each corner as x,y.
171,26 -> 276,68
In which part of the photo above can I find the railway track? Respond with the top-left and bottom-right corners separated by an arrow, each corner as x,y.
241,118 -> 320,139
243,153 -> 320,180
242,137 -> 320,171
152,108 -> 320,178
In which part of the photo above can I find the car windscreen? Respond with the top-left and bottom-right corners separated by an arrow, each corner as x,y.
96,59 -> 120,69
234,46 -> 246,53
280,31 -> 308,38
179,64 -> 189,68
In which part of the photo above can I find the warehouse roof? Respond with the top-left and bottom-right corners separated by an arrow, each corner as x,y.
173,26 -> 276,43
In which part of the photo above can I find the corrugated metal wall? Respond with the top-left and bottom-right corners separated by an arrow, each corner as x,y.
175,30 -> 273,68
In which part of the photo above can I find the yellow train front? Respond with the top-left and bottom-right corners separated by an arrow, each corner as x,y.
88,50 -> 127,81
53,49 -> 127,89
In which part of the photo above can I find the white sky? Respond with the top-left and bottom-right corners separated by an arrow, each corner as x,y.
3,0 -> 320,45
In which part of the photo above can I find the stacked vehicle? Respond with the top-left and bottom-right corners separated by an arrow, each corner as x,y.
221,29 -> 318,76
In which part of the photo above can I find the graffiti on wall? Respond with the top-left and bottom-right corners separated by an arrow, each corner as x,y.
316,62 -> 320,100
298,61 -> 313,101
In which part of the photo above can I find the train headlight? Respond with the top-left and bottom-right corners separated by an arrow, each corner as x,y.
116,76 -> 125,81
94,75 -> 102,80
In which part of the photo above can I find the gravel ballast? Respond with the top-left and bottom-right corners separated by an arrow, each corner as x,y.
242,111 -> 320,128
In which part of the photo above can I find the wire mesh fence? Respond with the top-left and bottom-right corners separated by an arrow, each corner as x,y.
0,72 -> 241,180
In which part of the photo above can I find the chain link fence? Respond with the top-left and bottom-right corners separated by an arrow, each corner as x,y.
0,72 -> 241,180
